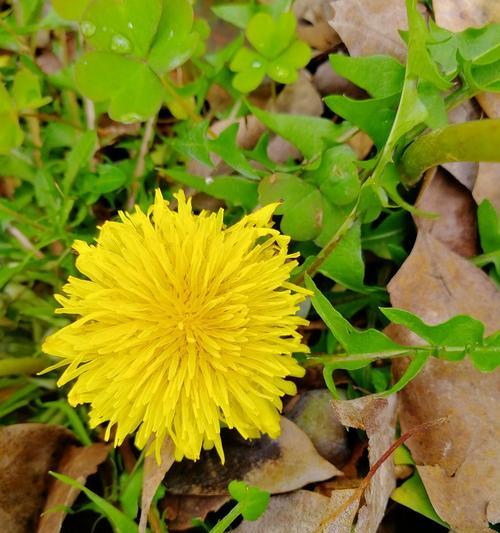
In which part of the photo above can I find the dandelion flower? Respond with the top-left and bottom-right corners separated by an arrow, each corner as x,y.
43,190 -> 310,462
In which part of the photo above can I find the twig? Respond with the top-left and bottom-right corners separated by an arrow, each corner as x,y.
314,417 -> 448,532
126,116 -> 157,211
6,223 -> 44,258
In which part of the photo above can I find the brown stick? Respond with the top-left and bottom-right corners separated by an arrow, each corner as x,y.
315,416 -> 448,532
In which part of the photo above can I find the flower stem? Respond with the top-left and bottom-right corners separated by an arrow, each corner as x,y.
0,357 -> 51,377
209,503 -> 242,533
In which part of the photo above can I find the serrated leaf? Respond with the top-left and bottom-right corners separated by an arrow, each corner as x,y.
384,352 -> 429,395
329,54 -> 405,98
167,168 -> 258,211
381,308 -> 484,348
306,276 -> 403,354
63,130 -> 98,194
325,94 -> 399,149
319,221 -> 366,292
250,104 -> 351,162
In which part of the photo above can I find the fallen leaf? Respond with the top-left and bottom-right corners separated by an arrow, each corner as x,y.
388,231 -> 500,532
312,61 -> 366,99
287,389 -> 349,467
332,396 -> 397,533
473,162 -> 500,211
415,168 -> 478,257
234,489 -> 357,533
139,437 -> 175,533
433,0 -> 500,31
163,494 -> 229,531
329,0 -> 407,61
38,443 -> 110,533
294,0 -> 341,51
164,417 -> 341,496
476,92 -> 500,118
0,424 -> 74,533
275,71 -> 324,116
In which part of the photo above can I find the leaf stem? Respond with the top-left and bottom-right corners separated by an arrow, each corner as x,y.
126,116 -> 157,211
0,356 -> 51,377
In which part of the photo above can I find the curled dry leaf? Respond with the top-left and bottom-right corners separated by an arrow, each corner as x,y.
139,437 -> 175,533
164,417 -> 341,496
329,0 -> 407,61
415,168 -> 478,257
388,231 -> 500,533
234,489 -> 357,533
0,424 -> 74,533
476,92 -> 500,118
332,396 -> 397,533
38,443 -> 110,533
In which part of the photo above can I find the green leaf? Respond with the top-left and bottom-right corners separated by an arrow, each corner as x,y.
50,472 -> 138,533
210,124 -> 260,180
228,481 -> 270,521
325,94 -> 399,149
469,332 -> 500,372
362,210 -> 409,262
392,472 -> 449,527
75,52 -> 164,123
306,276 -> 403,354
167,168 -> 258,211
384,352 -> 429,395
0,82 -> 23,154
52,0 -> 91,21
75,0 -> 197,122
329,54 -> 405,98
250,104 -> 352,162
478,200 -> 500,252
212,3 -> 258,30
12,68 -> 51,110
119,467 -> 143,520
399,120 -> 500,185
381,307 -> 484,346
304,146 -> 360,206
319,221 -> 366,292
258,174 -> 323,241
63,130 -> 98,195
170,120 -> 212,167
148,0 -> 198,74
405,0 -> 452,91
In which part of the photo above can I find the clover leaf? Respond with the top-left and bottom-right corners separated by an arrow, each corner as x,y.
75,0 -> 199,123
230,12 -> 311,93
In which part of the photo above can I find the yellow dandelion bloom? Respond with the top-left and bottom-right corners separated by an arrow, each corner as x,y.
43,190 -> 310,462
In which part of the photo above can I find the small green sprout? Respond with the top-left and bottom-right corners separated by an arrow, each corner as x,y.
209,481 -> 270,533
230,12 -> 311,93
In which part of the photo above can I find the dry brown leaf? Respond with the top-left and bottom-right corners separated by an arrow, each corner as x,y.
329,0 -> 407,60
163,494 -> 229,531
234,489 -> 357,533
287,389 -> 349,467
433,0 -> 500,31
388,231 -> 500,533
415,168 -> 478,257
37,443 -> 109,533
332,396 -> 397,533
476,92 -> 500,118
139,437 -> 175,533
0,424 -> 74,533
164,417 -> 341,496
294,0 -> 341,51
473,162 -> 500,211
274,71 -> 324,116
312,61 -> 366,98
